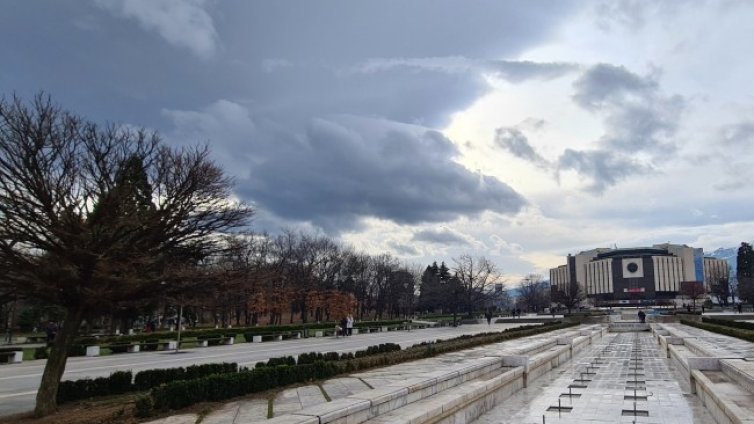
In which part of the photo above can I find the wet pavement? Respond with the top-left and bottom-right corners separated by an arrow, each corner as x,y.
473,332 -> 715,423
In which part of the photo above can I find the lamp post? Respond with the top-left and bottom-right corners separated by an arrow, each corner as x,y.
175,302 -> 183,354
161,281 -> 183,354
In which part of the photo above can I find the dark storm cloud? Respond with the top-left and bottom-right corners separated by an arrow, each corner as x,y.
556,64 -> 684,193
238,116 -> 527,230
164,104 -> 527,231
412,229 -> 470,246
494,127 -> 549,167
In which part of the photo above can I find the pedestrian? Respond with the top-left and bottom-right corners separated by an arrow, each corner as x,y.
340,317 -> 348,337
637,310 -> 646,323
738,303 -> 743,314
346,314 -> 353,336
485,310 -> 493,326
701,305 -> 705,314
44,320 -> 58,345
516,308 -> 521,319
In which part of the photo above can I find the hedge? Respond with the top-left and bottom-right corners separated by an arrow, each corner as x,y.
57,371 -> 133,403
681,319 -> 754,343
151,361 -> 341,411
55,363 -> 239,404
134,363 -> 238,391
702,317 -> 754,331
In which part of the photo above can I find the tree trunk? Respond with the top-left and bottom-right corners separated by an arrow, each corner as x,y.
34,306 -> 85,417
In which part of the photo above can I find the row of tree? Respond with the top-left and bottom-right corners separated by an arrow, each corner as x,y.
0,95 -> 517,416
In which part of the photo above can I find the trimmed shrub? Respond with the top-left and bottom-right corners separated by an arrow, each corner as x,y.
702,317 -> 754,331
56,371 -> 133,404
34,346 -> 49,359
682,319 -> 754,342
266,356 -> 296,367
134,394 -> 154,418
150,360 -> 341,411
354,343 -> 401,358
134,362 -> 237,391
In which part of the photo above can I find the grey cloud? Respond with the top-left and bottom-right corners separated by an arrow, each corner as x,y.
483,60 -> 579,82
352,57 -> 577,84
557,149 -> 650,194
387,241 -> 419,256
0,1 -> 580,131
164,104 -> 527,231
572,64 -> 656,111
494,127 -> 549,167
556,64 -> 685,192
94,0 -> 218,59
720,121 -> 754,147
412,228 -> 470,245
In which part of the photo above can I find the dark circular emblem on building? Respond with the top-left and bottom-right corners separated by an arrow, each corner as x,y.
627,262 -> 639,273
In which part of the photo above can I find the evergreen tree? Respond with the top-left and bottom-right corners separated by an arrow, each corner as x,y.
737,242 -> 754,306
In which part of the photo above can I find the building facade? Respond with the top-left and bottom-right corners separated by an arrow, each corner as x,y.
549,243 -> 729,306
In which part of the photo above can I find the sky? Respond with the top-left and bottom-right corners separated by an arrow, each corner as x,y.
2,0 -> 753,283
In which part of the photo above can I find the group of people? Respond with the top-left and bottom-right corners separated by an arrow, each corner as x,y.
509,308 -> 523,318
337,314 -> 354,337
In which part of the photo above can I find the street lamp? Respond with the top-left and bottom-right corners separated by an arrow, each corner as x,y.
161,281 -> 183,354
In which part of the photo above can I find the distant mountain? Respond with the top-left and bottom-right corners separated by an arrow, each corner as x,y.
705,246 -> 740,277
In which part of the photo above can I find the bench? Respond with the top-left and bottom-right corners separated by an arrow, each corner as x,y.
24,335 -> 47,344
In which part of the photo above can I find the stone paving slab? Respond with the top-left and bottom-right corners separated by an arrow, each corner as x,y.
473,332 -> 715,423
273,385 -> 327,417
321,377 -> 371,400
201,399 -> 269,424
144,413 -> 199,424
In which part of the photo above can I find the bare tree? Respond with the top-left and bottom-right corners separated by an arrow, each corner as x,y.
552,280 -> 584,314
681,281 -> 705,311
517,274 -> 549,313
452,255 -> 501,317
708,265 -> 732,307
0,95 -> 252,416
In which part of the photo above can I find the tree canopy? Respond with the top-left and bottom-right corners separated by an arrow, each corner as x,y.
0,94 -> 252,416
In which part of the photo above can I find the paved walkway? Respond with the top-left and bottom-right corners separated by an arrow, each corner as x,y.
474,332 -> 714,423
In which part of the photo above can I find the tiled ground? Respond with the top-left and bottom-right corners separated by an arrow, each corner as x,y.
473,332 -> 715,423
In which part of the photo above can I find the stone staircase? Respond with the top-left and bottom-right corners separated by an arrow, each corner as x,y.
264,325 -> 607,424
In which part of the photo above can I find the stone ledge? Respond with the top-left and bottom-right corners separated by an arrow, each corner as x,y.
692,369 -> 754,424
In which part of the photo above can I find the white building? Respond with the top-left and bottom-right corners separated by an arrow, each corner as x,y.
549,243 -> 728,307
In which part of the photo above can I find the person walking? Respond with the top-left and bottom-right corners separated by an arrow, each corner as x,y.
485,310 -> 493,326
637,310 -> 646,323
346,314 -> 353,336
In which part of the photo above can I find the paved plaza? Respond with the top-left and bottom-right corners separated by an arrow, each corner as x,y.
474,332 -> 714,423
